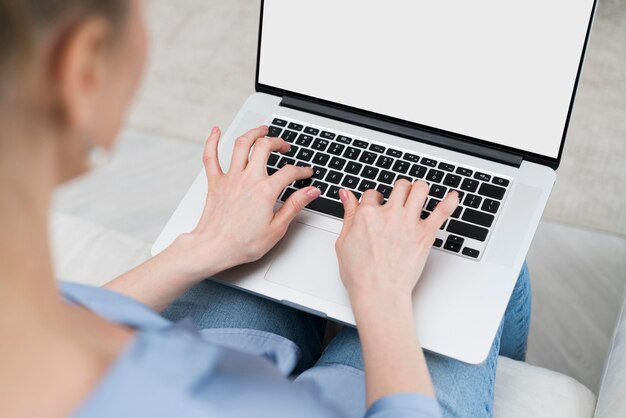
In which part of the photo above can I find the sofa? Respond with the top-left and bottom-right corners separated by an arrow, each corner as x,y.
50,210 -> 626,417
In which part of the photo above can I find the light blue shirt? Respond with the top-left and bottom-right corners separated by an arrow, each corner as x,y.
62,282 -> 442,418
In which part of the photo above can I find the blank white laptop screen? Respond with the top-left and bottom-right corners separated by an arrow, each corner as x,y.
258,0 -> 595,159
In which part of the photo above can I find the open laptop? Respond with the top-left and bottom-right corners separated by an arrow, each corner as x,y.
153,0 -> 597,364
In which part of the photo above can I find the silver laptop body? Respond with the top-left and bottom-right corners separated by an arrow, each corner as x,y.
153,0 -> 597,364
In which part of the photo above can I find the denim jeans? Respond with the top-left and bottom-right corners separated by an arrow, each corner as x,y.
162,263 -> 531,418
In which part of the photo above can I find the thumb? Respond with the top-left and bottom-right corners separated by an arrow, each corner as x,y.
273,186 -> 322,227
339,189 -> 359,231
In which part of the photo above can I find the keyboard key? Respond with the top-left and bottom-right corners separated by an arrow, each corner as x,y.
294,178 -> 313,189
268,126 -> 283,138
325,170 -> 344,184
433,238 -> 443,248
358,179 -> 376,192
463,194 -> 482,208
328,143 -> 345,156
447,235 -> 465,246
342,175 -> 360,189
474,172 -> 491,182
353,139 -> 368,149
312,166 -> 327,179
478,183 -> 506,200
421,158 -> 437,167
481,199 -> 500,214
343,147 -> 361,160
277,157 -> 295,168
369,144 -> 386,153
439,162 -> 455,172
451,206 -> 463,218
426,169 -> 445,183
447,220 -> 489,241
392,160 -> 410,174
280,187 -> 297,201
312,181 -> 329,194
359,151 -> 377,164
409,164 -> 428,178
321,131 -> 336,140
462,247 -> 480,258
296,134 -> 314,147
375,156 -> 394,169
272,118 -> 287,127
460,178 -> 479,192
377,184 -> 393,198
306,196 -> 344,219
304,126 -> 320,136
403,153 -> 420,163
443,174 -> 462,188
361,166 -> 379,180
440,220 -> 448,230
421,211 -> 430,220
456,167 -> 473,177
312,153 -> 330,166
296,148 -> 314,162
336,135 -> 352,144
288,122 -> 304,131
329,157 -> 347,171
345,161 -> 363,175
327,185 -> 341,200
493,177 -> 510,187
386,149 -> 403,158
267,167 -> 278,175
280,130 -> 298,143
462,208 -> 495,228
444,241 -> 462,253
296,161 -> 311,168
377,170 -> 396,184
284,145 -> 298,157
312,138 -> 330,151
396,175 -> 412,183
426,199 -> 440,211
268,153 -> 280,166
429,185 -> 447,199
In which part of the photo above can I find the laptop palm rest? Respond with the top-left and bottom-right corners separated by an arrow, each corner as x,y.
264,221 -> 351,308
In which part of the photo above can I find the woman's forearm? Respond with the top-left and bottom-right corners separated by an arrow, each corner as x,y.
104,237 -> 221,312
353,293 -> 435,407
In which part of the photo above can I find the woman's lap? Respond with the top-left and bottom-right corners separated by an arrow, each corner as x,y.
162,263 -> 531,417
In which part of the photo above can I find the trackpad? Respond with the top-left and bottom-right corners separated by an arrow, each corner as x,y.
264,222 -> 351,307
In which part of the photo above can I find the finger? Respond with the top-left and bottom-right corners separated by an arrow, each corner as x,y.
249,137 -> 290,170
229,126 -> 269,172
424,191 -> 459,234
202,126 -> 224,180
339,189 -> 359,231
405,180 -> 429,213
267,164 -> 314,192
273,186 -> 321,227
361,189 -> 384,206
387,179 -> 412,207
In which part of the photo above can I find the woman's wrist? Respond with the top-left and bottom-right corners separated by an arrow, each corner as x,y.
160,233 -> 228,285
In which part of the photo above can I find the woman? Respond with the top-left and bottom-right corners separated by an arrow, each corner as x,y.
0,1 -> 531,417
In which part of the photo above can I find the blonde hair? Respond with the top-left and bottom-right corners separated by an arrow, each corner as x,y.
0,0 -> 127,81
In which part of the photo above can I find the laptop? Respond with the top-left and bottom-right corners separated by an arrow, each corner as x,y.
153,0 -> 597,364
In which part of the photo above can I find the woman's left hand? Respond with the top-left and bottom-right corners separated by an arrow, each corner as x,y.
169,125 -> 321,282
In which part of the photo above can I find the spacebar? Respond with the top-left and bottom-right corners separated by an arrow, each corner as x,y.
306,196 -> 345,219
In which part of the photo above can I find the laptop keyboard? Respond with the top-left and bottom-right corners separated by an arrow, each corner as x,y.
266,116 -> 512,261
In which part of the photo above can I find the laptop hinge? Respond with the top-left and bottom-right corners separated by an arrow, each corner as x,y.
280,96 -> 524,168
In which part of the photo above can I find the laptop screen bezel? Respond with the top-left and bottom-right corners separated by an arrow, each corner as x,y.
254,0 -> 598,170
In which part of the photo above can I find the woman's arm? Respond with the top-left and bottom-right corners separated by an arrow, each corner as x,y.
335,184 -> 458,405
105,126 -> 321,311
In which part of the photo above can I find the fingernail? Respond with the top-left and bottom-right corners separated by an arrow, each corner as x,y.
211,126 -> 219,134
307,187 -> 321,200
262,125 -> 269,131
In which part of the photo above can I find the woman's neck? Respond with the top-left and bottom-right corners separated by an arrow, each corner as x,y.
0,125 -> 64,325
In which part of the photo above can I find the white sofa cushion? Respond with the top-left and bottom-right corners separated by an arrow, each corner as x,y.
594,288 -> 626,418
494,357 -> 596,418
50,210 -> 599,417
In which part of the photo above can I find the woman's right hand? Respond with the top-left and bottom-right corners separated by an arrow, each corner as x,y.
335,180 -> 459,308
